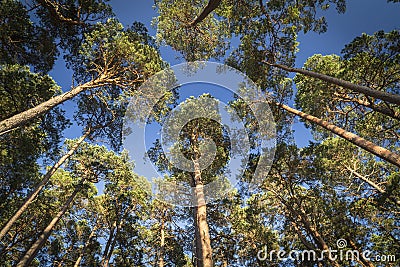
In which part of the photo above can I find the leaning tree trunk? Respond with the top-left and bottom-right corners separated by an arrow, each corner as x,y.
101,215 -> 126,267
193,159 -> 213,267
104,224 -> 121,267
338,94 -> 400,121
0,128 -> 91,241
297,207 -> 340,267
189,0 -> 222,26
275,102 -> 400,168
265,62 -> 400,106
16,180 -> 85,267
0,76 -> 104,135
348,239 -> 375,267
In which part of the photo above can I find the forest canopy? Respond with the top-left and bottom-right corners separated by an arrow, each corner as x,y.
0,0 -> 399,266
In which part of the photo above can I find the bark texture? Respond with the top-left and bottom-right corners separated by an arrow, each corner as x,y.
266,62 -> 400,106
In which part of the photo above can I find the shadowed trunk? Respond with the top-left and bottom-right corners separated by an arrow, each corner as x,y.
158,209 -> 166,267
0,128 -> 91,240
73,224 -> 98,267
16,180 -> 85,267
265,62 -> 400,105
189,0 -> 222,26
101,220 -> 117,267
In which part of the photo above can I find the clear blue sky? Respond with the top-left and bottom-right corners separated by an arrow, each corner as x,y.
54,0 -> 400,146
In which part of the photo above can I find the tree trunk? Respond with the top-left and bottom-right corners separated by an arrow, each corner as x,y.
105,224 -> 120,267
348,239 -> 375,267
55,242 -> 75,267
16,180 -> 84,267
189,0 -> 222,26
0,129 -> 90,241
158,211 -> 165,267
101,221 -> 116,267
344,165 -> 400,206
73,224 -> 98,267
275,102 -> 400,168
0,77 -> 104,135
338,94 -> 400,121
265,62 -> 400,106
193,159 -> 213,267
266,186 -> 340,267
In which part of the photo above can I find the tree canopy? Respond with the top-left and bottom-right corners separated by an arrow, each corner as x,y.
0,1 -> 399,266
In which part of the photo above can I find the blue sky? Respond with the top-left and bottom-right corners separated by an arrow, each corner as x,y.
54,0 -> 400,146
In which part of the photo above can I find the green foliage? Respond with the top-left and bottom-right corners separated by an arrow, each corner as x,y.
76,18 -> 165,82
155,0 -> 228,61
0,64 -> 68,228
148,94 -> 230,186
36,0 -> 113,58
295,31 -> 400,147
73,19 -> 166,149
0,0 -> 57,72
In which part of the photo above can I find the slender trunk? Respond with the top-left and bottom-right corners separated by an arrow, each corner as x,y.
296,207 -> 340,267
266,186 -> 339,267
189,0 -> 222,26
193,205 -> 201,267
0,77 -> 103,135
291,222 -> 315,250
344,166 -> 400,206
104,223 -> 121,267
73,224 -> 98,267
101,221 -> 116,267
275,102 -> 400,167
348,239 -> 375,267
101,205 -> 132,266
265,62 -> 400,105
16,181 -> 84,267
193,159 -> 213,267
158,211 -> 165,267
298,207 -> 329,252
0,129 -> 90,241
